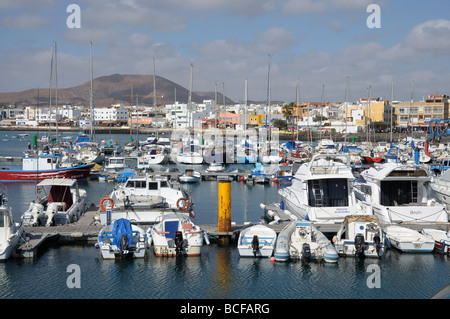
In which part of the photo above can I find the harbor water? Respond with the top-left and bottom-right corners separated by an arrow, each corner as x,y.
0,131 -> 449,302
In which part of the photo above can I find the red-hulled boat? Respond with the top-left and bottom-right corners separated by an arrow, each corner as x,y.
0,153 -> 94,182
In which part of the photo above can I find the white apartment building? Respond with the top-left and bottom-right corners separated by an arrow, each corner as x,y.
94,104 -> 129,124
165,100 -> 216,128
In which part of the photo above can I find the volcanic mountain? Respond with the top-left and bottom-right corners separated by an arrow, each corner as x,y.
0,73 -> 234,108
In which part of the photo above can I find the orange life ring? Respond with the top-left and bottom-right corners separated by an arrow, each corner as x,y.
279,152 -> 284,157
378,152 -> 383,158
428,152 -> 433,156
176,198 -> 190,210
100,197 -> 114,211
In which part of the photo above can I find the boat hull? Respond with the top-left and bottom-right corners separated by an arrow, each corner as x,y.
0,164 -> 94,182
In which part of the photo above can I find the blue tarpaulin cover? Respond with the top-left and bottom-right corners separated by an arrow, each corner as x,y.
112,218 -> 135,247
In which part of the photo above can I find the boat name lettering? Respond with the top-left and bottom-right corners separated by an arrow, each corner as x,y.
410,210 -> 422,215
335,208 -> 349,214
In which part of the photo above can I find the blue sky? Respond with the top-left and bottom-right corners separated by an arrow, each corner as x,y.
1,0 -> 450,104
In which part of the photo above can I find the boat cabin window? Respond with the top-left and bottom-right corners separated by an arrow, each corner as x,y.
148,182 -> 159,190
0,211 -> 3,227
308,179 -> 348,207
125,180 -> 147,188
160,181 -> 168,188
380,180 -> 418,206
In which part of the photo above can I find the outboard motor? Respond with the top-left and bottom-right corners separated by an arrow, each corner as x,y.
373,234 -> 382,256
354,233 -> 366,257
302,243 -> 311,261
251,235 -> 259,257
119,233 -> 129,258
174,231 -> 184,256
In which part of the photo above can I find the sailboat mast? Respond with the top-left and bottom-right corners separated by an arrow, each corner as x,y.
55,41 -> 58,145
89,41 -> 94,141
390,80 -> 394,143
152,57 -> 157,108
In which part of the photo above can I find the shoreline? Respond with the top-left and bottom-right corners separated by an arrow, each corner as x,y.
0,125 -> 445,143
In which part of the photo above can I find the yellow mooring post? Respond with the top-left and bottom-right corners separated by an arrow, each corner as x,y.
218,180 -> 232,245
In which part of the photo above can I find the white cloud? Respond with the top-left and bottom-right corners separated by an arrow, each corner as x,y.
1,13 -> 49,29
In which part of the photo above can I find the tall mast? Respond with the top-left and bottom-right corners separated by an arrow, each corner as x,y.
55,41 -> 58,145
345,76 -> 349,144
89,41 -> 94,140
152,57 -> 157,108
390,80 -> 394,143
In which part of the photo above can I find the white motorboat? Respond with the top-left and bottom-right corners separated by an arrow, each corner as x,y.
384,225 -> 435,253
332,215 -> 385,258
21,178 -> 88,227
206,162 -> 225,172
273,221 -> 296,262
137,146 -> 167,167
106,174 -> 191,211
96,218 -> 146,259
354,162 -> 449,224
289,220 -> 339,263
179,169 -> 202,183
421,228 -> 450,254
278,154 -> 363,223
429,169 -> 450,209
237,224 -> 277,257
105,156 -> 128,171
148,214 -> 205,257
176,151 -> 204,165
0,185 -> 25,260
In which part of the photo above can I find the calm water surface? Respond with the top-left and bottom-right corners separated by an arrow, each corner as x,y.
0,130 -> 448,301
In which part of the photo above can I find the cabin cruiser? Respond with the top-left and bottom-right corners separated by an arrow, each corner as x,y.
0,184 -> 25,260
107,175 -> 191,211
148,213 -> 205,257
429,168 -> 450,209
21,178 -> 88,227
353,163 -> 449,224
278,154 -> 363,224
105,156 -> 128,171
96,218 -> 146,259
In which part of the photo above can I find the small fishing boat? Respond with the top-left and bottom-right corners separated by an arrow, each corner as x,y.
21,178 -> 88,227
289,221 -> 339,263
332,215 -> 385,258
420,228 -> 450,254
0,153 -> 94,182
149,214 -> 206,257
237,224 -> 277,257
96,218 -> 146,259
384,225 -> 435,253
0,185 -> 25,260
179,169 -> 201,183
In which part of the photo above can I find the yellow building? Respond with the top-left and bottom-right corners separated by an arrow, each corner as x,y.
249,114 -> 266,126
394,95 -> 449,129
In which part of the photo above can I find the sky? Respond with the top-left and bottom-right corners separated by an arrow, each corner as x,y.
1,0 -> 450,104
